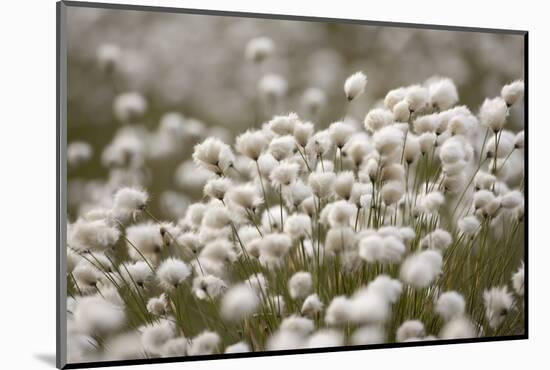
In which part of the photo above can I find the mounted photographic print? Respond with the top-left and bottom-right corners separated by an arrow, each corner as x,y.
56,1 -> 527,368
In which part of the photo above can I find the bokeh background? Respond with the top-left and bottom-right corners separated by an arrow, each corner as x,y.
66,6 -> 524,221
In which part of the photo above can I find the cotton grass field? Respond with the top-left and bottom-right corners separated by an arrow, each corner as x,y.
65,8 -> 525,365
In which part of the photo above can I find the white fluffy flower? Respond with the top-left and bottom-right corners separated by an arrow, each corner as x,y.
280,315 -> 315,335
512,263 -> 524,296
225,341 -> 251,354
260,233 -> 292,258
140,318 -> 175,355
440,317 -> 477,339
306,329 -> 344,348
400,250 -> 443,288
204,177 -> 232,200
146,294 -> 168,316
73,296 -> 126,336
351,325 -> 385,345
435,291 -> 466,321
157,258 -> 191,291
501,80 -> 524,107
188,331 -> 220,356
113,92 -> 147,123
325,296 -> 355,325
359,234 -> 405,264
428,77 -> 458,110
373,126 -> 404,156
329,121 -> 355,149
406,85 -> 429,113
69,219 -> 120,253
458,215 -> 481,235
113,187 -> 148,214
245,36 -> 275,63
193,137 -> 235,174
483,286 -> 514,329
269,135 -> 296,161
308,172 -> 336,198
161,337 -> 188,357
270,161 -> 300,188
236,130 -> 268,160
284,213 -> 311,240
301,294 -> 324,317
328,200 -> 356,227
364,108 -> 394,133
220,284 -> 259,322
288,271 -> 313,300
396,320 -> 425,342
344,71 -> 367,101
258,74 -> 288,100
420,229 -> 452,251
479,97 -> 508,132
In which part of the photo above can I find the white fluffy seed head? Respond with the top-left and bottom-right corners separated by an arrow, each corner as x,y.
365,108 -> 394,133
225,341 -> 251,354
236,130 -> 268,160
400,250 -> 443,288
440,317 -> 477,339
269,135 -> 296,161
280,315 -> 315,335
269,113 -> 300,136
288,271 -> 313,300
302,88 -> 326,116
204,177 -> 232,200
328,200 -> 356,227
301,294 -> 324,317
306,329 -> 344,348
392,100 -> 411,122
373,126 -> 404,156
157,258 -> 191,291
479,97 -> 508,132
483,286 -> 514,329
284,213 -> 312,240
501,80 -> 524,107
308,172 -> 336,198
458,215 -> 481,235
325,227 -> 356,254
351,325 -> 386,345
193,137 -> 235,175
381,181 -> 404,206
329,121 -> 355,148
261,233 -> 292,258
500,190 -> 524,209
113,187 -> 148,213
188,331 -> 220,356
245,37 -> 275,63
406,85 -> 430,113
512,262 -> 524,296
270,161 -> 300,188
428,77 -> 458,110
420,229 -> 452,251
435,291 -> 466,321
325,296 -> 354,325
220,284 -> 259,322
258,74 -> 288,100
396,320 -> 425,342
344,71 -> 367,101
334,171 -> 355,200
514,131 -> 525,149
